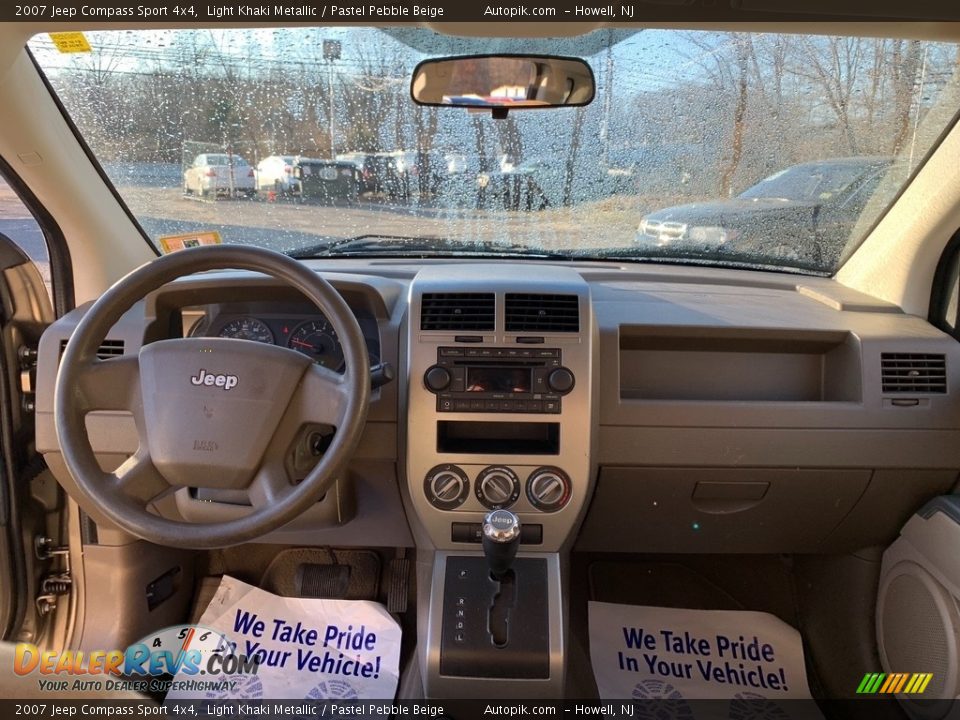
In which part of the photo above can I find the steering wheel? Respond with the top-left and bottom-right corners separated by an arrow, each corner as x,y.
54,245 -> 370,549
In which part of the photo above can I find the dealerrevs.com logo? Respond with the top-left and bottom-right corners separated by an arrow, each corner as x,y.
13,625 -> 259,694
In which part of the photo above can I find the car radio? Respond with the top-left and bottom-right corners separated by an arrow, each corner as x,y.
423,347 -> 575,414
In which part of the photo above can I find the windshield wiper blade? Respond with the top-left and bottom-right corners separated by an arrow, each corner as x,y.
287,234 -> 452,258
286,235 -> 572,260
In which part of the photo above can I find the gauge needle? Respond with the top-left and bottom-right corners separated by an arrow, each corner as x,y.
173,627 -> 195,673
291,339 -> 316,350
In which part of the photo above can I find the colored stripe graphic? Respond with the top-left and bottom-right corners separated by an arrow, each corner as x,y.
879,674 -> 895,693
903,674 -> 919,694
868,673 -> 886,693
893,674 -> 909,693
858,672 -> 933,694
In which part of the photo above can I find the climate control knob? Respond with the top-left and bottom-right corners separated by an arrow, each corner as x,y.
547,367 -> 575,394
424,366 -> 452,392
526,467 -> 571,512
424,464 -> 469,510
476,466 -> 521,509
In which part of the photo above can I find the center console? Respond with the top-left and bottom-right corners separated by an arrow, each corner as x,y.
403,265 -> 596,697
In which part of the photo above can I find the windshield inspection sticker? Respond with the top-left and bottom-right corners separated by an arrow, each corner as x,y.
157,230 -> 222,254
166,576 -> 401,700
48,32 -> 91,54
589,602 -> 820,718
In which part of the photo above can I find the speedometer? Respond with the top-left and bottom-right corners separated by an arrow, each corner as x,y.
217,317 -> 275,344
287,319 -> 344,370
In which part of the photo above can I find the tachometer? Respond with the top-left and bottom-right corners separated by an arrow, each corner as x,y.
217,317 -> 275,344
287,318 -> 344,370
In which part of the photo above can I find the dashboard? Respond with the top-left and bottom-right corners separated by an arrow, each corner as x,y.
32,259 -> 960,556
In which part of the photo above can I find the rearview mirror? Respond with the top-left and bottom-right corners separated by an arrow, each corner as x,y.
411,54 -> 595,111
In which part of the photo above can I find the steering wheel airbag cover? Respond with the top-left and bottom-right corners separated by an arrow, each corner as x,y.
138,337 -> 312,489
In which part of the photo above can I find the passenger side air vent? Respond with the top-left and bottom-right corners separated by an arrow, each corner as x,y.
505,293 -> 579,333
420,293 -> 495,331
59,338 -> 126,360
881,353 -> 946,394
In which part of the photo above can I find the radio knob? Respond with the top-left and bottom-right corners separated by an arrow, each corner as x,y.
424,366 -> 452,392
526,468 -> 571,512
547,367 -> 575,394
424,465 -> 469,510
476,466 -> 520,509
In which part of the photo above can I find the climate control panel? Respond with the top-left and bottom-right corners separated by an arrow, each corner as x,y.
424,463 -> 572,514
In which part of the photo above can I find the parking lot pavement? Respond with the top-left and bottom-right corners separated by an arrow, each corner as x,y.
0,218 -> 47,263
0,217 -> 51,296
125,186 -> 638,253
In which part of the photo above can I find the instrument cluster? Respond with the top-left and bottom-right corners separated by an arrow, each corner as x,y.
191,307 -> 379,371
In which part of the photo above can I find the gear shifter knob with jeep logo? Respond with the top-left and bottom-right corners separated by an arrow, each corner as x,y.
482,509 -> 521,579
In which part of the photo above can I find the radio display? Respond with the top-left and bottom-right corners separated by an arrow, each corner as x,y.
466,366 -> 532,394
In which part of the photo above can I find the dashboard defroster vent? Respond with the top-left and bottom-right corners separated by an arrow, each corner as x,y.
505,293 -> 579,333
881,353 -> 946,394
420,293 -> 495,331
59,338 -> 126,360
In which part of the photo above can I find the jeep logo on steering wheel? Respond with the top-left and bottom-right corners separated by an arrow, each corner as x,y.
190,369 -> 239,391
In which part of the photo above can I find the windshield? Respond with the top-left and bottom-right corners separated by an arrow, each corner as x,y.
29,28 -> 960,274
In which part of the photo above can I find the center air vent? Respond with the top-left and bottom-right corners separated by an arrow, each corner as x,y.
60,338 -> 125,360
420,293 -> 495,331
505,293 -> 579,333
881,353 -> 946,394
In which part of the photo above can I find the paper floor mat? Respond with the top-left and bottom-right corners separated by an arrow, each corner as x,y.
167,575 -> 401,700
589,602 -> 821,718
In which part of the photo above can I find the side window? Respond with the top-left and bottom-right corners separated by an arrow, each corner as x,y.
0,172 -> 51,303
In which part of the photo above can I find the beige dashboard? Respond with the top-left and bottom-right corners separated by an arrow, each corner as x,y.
33,259 -> 960,553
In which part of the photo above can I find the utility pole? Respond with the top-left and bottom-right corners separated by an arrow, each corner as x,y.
602,32 -> 613,168
323,39 -> 342,159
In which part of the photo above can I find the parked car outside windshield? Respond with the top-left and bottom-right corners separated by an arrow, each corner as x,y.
256,155 -> 301,195
183,153 -> 256,198
28,27 -> 960,274
636,157 -> 903,265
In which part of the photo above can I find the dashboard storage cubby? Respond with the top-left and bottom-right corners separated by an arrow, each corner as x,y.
619,327 -> 861,402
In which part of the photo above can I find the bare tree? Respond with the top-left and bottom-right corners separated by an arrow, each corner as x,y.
790,36 -> 867,154
494,117 -> 523,167
890,40 -> 924,155
719,35 -> 751,197
562,108 -> 586,206
678,32 -> 754,196
336,45 -> 405,153
414,105 -> 439,196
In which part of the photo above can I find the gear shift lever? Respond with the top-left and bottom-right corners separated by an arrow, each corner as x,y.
482,509 -> 521,578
